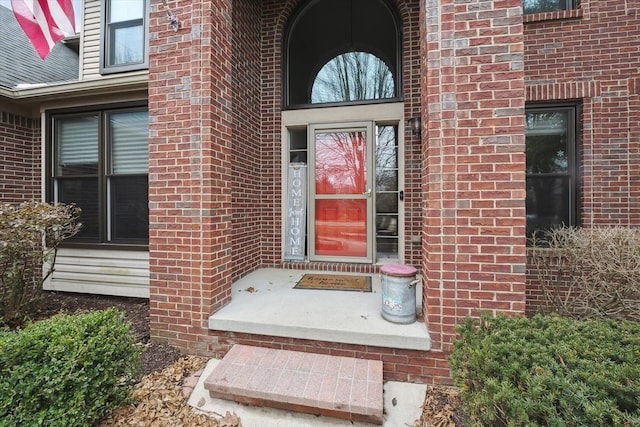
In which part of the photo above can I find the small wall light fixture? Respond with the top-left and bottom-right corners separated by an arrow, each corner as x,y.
408,116 -> 422,136
162,0 -> 180,32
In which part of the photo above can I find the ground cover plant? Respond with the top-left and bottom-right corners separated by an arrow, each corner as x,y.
0,309 -> 140,427
450,314 -> 640,426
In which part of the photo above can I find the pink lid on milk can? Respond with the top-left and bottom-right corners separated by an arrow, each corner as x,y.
380,264 -> 417,277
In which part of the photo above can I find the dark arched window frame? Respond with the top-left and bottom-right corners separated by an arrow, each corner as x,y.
283,0 -> 403,109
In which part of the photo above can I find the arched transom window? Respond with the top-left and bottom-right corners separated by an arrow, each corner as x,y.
284,0 -> 401,107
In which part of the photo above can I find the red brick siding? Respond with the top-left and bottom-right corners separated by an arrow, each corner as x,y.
525,252 -> 575,317
525,261 -> 544,316
399,0 -> 424,269
207,330 -> 453,385
524,0 -> 640,310
148,0 -> 235,354
422,0 -> 527,351
257,0 -> 291,267
0,111 -> 40,203
231,0 -> 264,279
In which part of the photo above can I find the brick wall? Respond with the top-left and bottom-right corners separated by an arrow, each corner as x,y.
257,0 -> 291,267
421,0 -> 527,352
400,0 -> 424,268
208,331 -> 453,385
148,0 -> 235,354
524,0 -> 640,312
0,110 -> 40,203
525,253 -> 576,317
231,0 -> 264,278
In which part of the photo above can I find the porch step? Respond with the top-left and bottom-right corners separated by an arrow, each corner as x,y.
203,344 -> 384,425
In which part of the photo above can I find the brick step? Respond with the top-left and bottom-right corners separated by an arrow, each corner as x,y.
203,344 -> 384,425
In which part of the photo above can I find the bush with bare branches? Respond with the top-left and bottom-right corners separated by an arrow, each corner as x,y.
528,227 -> 640,321
0,201 -> 81,326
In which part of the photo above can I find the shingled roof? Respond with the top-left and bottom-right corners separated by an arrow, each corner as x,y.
0,5 -> 79,89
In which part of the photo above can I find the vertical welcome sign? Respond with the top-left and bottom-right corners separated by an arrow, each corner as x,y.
284,163 -> 307,261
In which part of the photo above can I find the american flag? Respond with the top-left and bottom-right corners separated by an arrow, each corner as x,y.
11,0 -> 75,59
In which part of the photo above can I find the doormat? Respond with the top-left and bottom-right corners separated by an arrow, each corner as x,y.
294,274 -> 372,292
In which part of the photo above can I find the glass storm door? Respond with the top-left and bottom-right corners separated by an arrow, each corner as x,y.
309,123 -> 374,262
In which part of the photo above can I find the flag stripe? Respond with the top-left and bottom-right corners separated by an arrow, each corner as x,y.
11,0 -> 76,59
11,0 -> 51,59
34,0 -> 63,48
45,0 -> 76,36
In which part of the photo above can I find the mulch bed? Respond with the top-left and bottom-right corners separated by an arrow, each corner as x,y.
30,291 -> 465,426
413,385 -> 466,427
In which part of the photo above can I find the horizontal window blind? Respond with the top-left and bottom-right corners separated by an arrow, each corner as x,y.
110,111 -> 149,175
55,115 -> 99,175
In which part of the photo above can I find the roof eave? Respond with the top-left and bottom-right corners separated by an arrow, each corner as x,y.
0,71 -> 148,102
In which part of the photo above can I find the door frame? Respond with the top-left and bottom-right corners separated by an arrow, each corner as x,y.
281,102 -> 406,264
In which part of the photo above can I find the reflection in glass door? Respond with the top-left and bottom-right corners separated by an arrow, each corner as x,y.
309,123 -> 374,262
375,125 -> 399,260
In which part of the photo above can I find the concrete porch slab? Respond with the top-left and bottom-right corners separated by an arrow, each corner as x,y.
208,268 -> 431,351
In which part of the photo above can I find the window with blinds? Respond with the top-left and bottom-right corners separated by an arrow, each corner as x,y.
109,111 -> 149,242
51,107 -> 149,246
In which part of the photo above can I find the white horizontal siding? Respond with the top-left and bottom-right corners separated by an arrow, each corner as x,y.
44,248 -> 149,298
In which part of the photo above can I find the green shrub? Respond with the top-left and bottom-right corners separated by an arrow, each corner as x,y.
0,201 -> 81,326
450,314 -> 640,426
0,309 -> 141,427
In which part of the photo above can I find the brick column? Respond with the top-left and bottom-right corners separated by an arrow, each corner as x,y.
148,0 -> 233,354
421,0 -> 527,352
